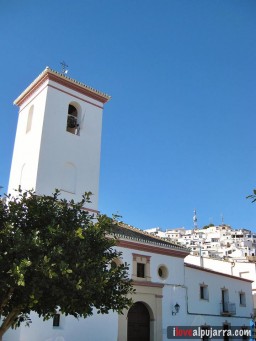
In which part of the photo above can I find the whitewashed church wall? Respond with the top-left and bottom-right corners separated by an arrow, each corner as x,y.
4,310 -> 118,341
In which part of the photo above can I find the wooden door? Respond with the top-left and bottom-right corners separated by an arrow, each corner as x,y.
127,302 -> 150,341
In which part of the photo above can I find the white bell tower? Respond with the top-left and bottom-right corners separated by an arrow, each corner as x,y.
8,67 -> 110,213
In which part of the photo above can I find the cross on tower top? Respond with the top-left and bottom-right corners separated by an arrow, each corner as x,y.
60,61 -> 68,75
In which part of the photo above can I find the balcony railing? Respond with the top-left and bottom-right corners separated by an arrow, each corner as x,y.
220,302 -> 236,316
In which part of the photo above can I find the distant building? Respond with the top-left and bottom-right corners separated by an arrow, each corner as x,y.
145,225 -> 256,260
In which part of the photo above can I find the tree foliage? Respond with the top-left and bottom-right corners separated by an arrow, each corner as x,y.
0,189 -> 134,339
202,224 -> 214,229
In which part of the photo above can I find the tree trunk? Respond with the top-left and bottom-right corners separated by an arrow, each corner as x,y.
0,325 -> 9,341
0,308 -> 21,341
0,327 -> 6,341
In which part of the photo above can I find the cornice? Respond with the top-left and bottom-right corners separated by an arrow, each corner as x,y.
14,67 -> 111,107
114,222 -> 190,252
117,239 -> 190,258
132,281 -> 164,288
185,263 -> 253,283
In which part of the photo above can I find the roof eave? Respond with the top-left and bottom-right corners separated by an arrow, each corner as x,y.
14,67 -> 111,107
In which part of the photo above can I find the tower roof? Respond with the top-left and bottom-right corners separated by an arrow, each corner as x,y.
14,67 -> 111,107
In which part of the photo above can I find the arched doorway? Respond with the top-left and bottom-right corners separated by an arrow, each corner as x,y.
127,302 -> 150,341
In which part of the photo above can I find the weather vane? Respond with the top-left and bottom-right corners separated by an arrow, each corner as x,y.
60,61 -> 69,75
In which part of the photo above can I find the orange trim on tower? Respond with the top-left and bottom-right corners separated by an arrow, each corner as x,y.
14,68 -> 110,107
47,73 -> 109,103
48,84 -> 104,109
15,73 -> 49,107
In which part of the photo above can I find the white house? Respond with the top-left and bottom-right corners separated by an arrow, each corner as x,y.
4,221 -> 253,341
146,225 -> 256,260
186,254 -> 256,321
4,68 -> 254,341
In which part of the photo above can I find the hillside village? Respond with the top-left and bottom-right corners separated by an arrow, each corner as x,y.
3,68 -> 256,341
146,224 -> 256,260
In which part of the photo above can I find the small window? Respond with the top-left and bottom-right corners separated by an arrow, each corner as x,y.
158,265 -> 168,279
239,292 -> 246,306
53,314 -> 60,327
221,289 -> 229,313
66,104 -> 79,135
137,263 -> 145,278
158,267 -> 163,277
132,253 -> 151,281
200,284 -> 209,300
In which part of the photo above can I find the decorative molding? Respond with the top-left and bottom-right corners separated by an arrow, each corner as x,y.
15,73 -> 49,107
47,73 -> 109,103
81,206 -> 99,214
14,67 -> 110,107
133,281 -> 164,288
132,253 -> 151,261
185,263 -> 253,283
17,83 -> 48,112
118,239 -> 189,258
48,84 -> 103,109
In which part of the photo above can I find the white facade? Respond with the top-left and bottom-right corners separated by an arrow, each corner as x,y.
8,67 -> 110,212
4,235 -> 253,341
186,254 -> 256,313
146,225 -> 256,260
185,264 -> 252,324
4,311 -> 118,341
3,69 -> 254,341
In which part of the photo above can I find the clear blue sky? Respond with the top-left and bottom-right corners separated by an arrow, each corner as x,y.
1,0 -> 256,231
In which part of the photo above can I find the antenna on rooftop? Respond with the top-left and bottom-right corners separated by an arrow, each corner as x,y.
60,61 -> 69,75
193,209 -> 198,229
221,213 -> 224,225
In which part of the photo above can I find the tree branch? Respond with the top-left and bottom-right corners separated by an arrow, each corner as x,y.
0,287 -> 14,314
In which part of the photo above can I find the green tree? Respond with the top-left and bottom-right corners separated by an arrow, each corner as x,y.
0,189 -> 133,340
202,224 -> 214,229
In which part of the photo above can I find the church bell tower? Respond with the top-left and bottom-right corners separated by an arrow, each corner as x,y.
8,67 -> 110,213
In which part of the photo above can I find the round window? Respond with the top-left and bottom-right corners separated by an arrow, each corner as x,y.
158,265 -> 168,279
110,258 -> 122,269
